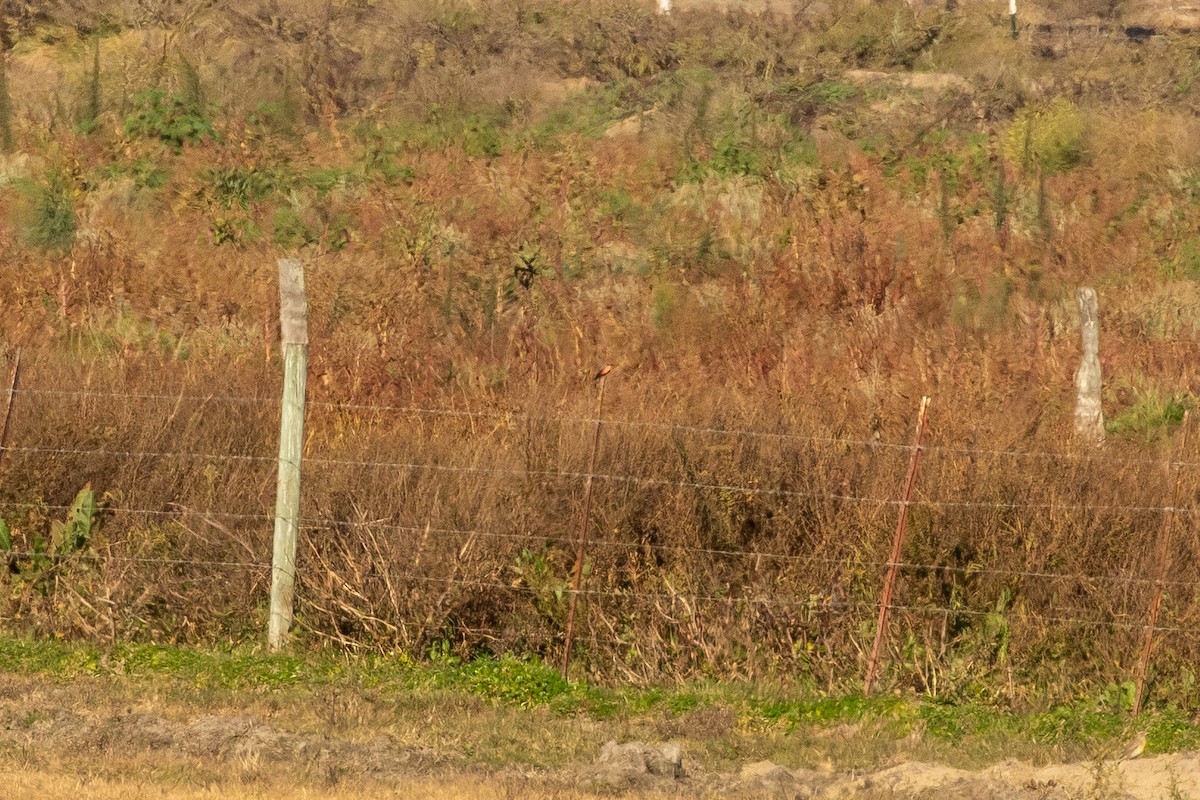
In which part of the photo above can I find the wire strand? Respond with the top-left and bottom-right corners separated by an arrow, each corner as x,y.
13,385 -> 907,450
17,385 -> 1200,468
10,548 -> 1184,632
5,441 -> 1193,515
7,501 -> 1199,589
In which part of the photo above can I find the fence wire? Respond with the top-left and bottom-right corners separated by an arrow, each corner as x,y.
5,375 -> 1200,691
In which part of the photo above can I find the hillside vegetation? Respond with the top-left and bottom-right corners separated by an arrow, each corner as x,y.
3,0 -> 1200,710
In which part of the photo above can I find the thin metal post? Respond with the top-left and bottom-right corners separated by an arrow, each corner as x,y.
0,348 -> 22,466
1009,0 -> 1019,38
864,396 -> 931,696
269,259 -> 308,651
1133,415 -> 1188,716
561,366 -> 611,679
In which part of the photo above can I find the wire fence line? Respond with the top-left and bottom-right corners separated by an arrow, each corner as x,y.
3,498 -> 1184,589
8,546 -> 1197,638
4,440 -> 1199,516
17,383 -> 1200,467
3,548 -> 268,571
14,384 -> 908,449
6,368 -> 1200,695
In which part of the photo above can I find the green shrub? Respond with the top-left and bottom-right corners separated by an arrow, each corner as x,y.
1,486 -> 102,589
272,205 -> 318,249
1105,387 -> 1191,441
807,80 -> 858,105
1003,98 -> 1090,175
307,167 -> 353,195
21,167 -> 77,251
50,485 -> 100,556
529,80 -> 636,142
207,165 -> 278,208
124,89 -> 215,150
100,157 -> 169,190
325,212 -> 355,251
457,112 -> 504,158
815,1 -> 940,67
210,214 -> 262,246
680,134 -> 767,182
1162,237 -> 1200,282
352,125 -> 416,183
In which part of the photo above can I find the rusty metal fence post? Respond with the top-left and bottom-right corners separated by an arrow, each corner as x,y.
561,366 -> 612,679
864,396 -> 931,696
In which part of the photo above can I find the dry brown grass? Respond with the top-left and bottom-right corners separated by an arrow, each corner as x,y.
2,0 -> 1200,705
0,664 -> 1090,799
0,769 -> 698,800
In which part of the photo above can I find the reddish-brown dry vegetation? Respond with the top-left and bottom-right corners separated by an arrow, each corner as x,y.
3,0 -> 1200,707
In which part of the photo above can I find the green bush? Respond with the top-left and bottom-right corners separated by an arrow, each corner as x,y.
307,167 -> 354,196
22,167 -> 77,251
100,157 -> 169,190
815,1 -> 940,67
1003,98 -> 1090,175
353,125 -> 416,183
0,486 -> 102,590
207,165 -> 278,209
210,214 -> 263,246
457,112 -> 504,158
272,205 -> 318,249
1105,387 -> 1191,441
1162,237 -> 1200,282
124,89 -> 216,150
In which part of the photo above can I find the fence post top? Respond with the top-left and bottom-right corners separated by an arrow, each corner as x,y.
277,258 -> 308,346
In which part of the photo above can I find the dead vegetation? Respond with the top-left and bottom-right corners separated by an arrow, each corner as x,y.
2,0 -> 1200,709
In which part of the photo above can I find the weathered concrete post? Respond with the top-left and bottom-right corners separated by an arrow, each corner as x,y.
269,258 -> 308,651
1074,288 -> 1104,445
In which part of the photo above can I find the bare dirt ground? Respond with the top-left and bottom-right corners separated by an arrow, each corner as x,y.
1,673 -> 1197,800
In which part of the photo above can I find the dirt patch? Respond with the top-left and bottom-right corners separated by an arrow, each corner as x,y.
0,691 -> 438,784
845,69 -> 973,93
0,674 -> 1196,799
603,106 -> 660,138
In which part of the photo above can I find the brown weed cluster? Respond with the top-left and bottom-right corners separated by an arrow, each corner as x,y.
2,0 -> 1200,706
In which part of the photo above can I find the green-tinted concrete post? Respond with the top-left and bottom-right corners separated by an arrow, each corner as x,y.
269,258 -> 308,651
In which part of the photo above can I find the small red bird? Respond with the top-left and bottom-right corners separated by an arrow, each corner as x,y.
594,364 -> 614,381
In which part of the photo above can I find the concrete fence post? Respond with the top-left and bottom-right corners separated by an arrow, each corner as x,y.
1074,288 -> 1104,445
268,258 -> 308,651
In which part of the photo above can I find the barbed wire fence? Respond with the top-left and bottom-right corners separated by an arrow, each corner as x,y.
1,355 -> 1199,709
